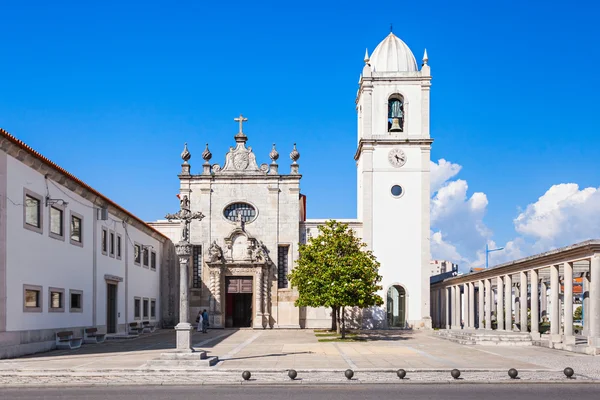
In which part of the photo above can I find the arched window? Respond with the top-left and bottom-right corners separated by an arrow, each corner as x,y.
388,94 -> 404,132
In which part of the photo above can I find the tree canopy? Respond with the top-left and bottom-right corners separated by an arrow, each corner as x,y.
288,220 -> 383,337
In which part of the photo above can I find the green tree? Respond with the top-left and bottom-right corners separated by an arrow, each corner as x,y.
574,305 -> 582,321
288,220 -> 384,338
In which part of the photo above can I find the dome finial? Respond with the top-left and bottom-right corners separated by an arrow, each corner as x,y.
390,23 -> 393,33
422,48 -> 428,66
364,48 -> 370,63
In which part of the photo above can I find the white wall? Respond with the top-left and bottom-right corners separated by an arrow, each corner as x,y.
4,153 -> 163,334
6,155 -> 94,331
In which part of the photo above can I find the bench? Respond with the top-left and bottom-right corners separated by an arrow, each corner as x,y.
142,321 -> 156,333
55,331 -> 83,350
128,322 -> 142,335
83,327 -> 106,344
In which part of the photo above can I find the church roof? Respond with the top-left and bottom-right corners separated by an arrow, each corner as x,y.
369,33 -> 418,73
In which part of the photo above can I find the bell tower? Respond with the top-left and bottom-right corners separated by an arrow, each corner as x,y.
355,33 -> 432,329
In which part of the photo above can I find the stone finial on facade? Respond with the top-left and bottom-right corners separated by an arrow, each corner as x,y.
290,143 -> 300,174
202,143 -> 212,175
422,49 -> 428,66
364,48 -> 370,63
181,142 -> 191,175
268,143 -> 279,175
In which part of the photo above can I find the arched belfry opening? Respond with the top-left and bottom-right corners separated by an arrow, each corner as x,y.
388,94 -> 404,132
386,284 -> 407,328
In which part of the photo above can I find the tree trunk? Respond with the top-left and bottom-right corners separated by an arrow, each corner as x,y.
331,307 -> 337,332
341,306 -> 346,339
336,307 -> 341,335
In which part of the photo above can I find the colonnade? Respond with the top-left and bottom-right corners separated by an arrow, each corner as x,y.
430,241 -> 600,348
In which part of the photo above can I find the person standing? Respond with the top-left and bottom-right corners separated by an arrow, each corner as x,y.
201,309 -> 209,333
196,311 -> 203,332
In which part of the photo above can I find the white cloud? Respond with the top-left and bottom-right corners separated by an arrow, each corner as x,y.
430,159 -> 462,194
513,183 -> 600,251
429,160 -> 600,272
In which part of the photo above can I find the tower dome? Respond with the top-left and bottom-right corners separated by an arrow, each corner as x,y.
369,33 -> 418,72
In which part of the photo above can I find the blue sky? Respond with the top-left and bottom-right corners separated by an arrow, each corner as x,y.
1,0 -> 599,265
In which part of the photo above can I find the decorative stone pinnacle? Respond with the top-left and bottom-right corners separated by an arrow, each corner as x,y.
290,143 -> 300,164
423,49 -> 429,66
364,48 -> 370,63
269,143 -> 279,164
202,143 -> 212,164
181,143 -> 191,164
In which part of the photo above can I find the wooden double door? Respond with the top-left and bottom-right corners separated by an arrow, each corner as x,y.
225,277 -> 253,328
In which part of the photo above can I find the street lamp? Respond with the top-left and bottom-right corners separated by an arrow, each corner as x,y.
485,243 -> 504,269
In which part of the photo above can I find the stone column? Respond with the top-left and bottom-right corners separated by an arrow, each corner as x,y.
583,272 -> 590,336
563,262 -> 575,344
175,243 -> 193,352
457,285 -> 462,329
485,279 -> 492,330
253,268 -> 264,328
214,268 -> 222,327
541,280 -> 548,322
505,274 -> 512,331
589,254 -> 600,347
445,287 -> 450,329
496,276 -> 504,331
263,265 -> 271,326
550,264 -> 561,342
450,286 -> 456,329
514,284 -> 520,326
520,271 -> 528,332
469,283 -> 475,329
530,269 -> 540,338
478,281 -> 484,329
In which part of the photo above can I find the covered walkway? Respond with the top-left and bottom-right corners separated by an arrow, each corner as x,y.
430,240 -> 600,353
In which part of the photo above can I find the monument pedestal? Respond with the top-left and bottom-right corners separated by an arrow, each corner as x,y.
175,322 -> 193,352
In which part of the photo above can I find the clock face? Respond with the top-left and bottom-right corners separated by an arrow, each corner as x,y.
388,148 -> 406,168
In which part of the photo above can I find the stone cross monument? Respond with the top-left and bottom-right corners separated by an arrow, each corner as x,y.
165,194 -> 205,352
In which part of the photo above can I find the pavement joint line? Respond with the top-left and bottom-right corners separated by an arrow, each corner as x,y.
402,345 -> 455,367
332,343 -> 358,370
192,331 -> 234,348
218,331 -> 264,362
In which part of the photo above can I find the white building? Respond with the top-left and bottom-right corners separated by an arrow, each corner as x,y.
431,260 -> 459,276
0,128 -> 171,359
150,31 -> 433,330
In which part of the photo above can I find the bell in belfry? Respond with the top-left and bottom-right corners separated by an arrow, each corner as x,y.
388,98 -> 404,132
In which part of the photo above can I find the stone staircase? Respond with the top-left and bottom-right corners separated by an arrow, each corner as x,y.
434,329 -> 533,346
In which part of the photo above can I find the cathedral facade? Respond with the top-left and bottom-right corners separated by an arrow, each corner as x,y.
151,32 -> 433,330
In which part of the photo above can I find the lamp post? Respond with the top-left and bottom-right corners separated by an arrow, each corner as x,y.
485,243 -> 504,269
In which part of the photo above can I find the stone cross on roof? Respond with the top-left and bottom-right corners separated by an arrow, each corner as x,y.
234,114 -> 248,134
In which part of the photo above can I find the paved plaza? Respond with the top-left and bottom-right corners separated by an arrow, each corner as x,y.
0,329 -> 599,386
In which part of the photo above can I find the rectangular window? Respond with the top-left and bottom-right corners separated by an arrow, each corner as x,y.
109,231 -> 115,256
151,251 -> 156,271
134,297 -> 141,319
278,245 -> 289,289
49,206 -> 64,237
150,299 -> 156,319
69,290 -> 83,312
23,190 -> 43,234
143,247 -> 149,267
143,298 -> 149,319
70,213 -> 83,246
117,235 -> 122,259
192,245 -> 202,289
134,244 -> 141,265
101,228 -> 108,254
23,285 -> 42,312
49,287 -> 65,312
